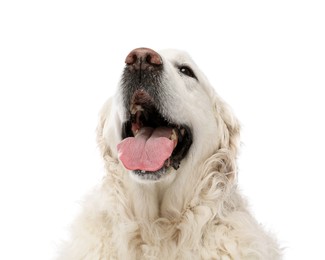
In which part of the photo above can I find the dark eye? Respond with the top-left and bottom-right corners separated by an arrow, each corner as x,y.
179,66 -> 196,79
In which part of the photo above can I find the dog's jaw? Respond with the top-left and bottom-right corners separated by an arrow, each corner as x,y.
129,167 -> 177,184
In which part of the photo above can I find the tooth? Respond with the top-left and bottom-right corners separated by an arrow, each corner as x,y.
164,158 -> 171,167
131,104 -> 143,115
171,129 -> 178,148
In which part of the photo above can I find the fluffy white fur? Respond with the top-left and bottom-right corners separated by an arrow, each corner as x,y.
58,49 -> 281,259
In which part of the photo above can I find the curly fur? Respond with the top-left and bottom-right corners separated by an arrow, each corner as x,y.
58,49 -> 281,259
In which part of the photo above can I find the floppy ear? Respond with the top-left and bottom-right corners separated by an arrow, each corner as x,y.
96,99 -> 112,160
213,95 -> 240,156
209,95 -> 240,182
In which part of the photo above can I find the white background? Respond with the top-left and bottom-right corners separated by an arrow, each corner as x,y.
0,1 -> 324,259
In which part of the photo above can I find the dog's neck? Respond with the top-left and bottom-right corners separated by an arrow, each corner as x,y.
119,159 -> 217,222
103,149 -> 237,223
125,172 -> 183,221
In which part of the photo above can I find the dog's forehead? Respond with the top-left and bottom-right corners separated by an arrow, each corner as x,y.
159,49 -> 194,64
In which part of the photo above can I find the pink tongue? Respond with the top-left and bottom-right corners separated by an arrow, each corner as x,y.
117,127 -> 175,172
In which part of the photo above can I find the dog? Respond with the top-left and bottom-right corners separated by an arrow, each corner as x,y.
58,48 -> 281,259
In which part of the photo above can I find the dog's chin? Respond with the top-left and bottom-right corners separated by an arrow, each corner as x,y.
129,167 -> 175,183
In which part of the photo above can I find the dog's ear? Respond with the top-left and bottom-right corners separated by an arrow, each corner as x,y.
210,95 -> 240,182
96,98 -> 114,161
214,95 -> 240,156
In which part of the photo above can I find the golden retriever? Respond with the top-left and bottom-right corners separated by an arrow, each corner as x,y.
58,48 -> 281,259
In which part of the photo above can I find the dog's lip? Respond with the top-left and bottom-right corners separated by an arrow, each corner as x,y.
132,167 -> 170,181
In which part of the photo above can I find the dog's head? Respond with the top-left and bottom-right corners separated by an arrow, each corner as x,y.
98,48 -> 240,183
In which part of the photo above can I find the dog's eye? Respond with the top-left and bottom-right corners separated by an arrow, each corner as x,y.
179,66 -> 196,79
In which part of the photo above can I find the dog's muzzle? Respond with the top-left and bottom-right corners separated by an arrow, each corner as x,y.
117,48 -> 192,181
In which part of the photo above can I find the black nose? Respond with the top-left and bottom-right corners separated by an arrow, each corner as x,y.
125,48 -> 162,70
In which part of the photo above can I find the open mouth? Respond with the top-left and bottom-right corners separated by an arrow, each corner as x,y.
117,89 -> 192,180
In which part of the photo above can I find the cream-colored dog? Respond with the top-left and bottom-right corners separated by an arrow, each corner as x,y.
58,48 -> 281,259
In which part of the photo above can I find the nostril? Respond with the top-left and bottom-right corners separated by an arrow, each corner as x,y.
146,54 -> 152,64
125,53 -> 137,65
147,53 -> 162,65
